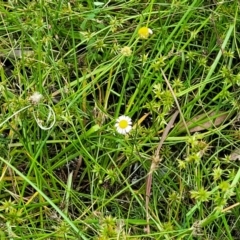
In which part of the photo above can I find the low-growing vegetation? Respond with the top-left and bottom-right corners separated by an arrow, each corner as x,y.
0,0 -> 240,239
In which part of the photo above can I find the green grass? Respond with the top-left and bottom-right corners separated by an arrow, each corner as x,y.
0,0 -> 240,239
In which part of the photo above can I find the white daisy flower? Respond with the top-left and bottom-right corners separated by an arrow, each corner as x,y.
115,115 -> 132,135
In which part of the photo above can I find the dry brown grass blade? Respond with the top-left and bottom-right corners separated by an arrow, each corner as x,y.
178,111 -> 229,133
145,110 -> 179,234
133,112 -> 150,129
73,156 -> 83,181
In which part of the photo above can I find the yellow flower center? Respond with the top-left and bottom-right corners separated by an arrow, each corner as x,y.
119,120 -> 128,129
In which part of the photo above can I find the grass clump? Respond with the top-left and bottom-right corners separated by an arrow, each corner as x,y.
0,0 -> 240,239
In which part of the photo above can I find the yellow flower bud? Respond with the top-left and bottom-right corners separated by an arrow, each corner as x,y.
138,27 -> 153,39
